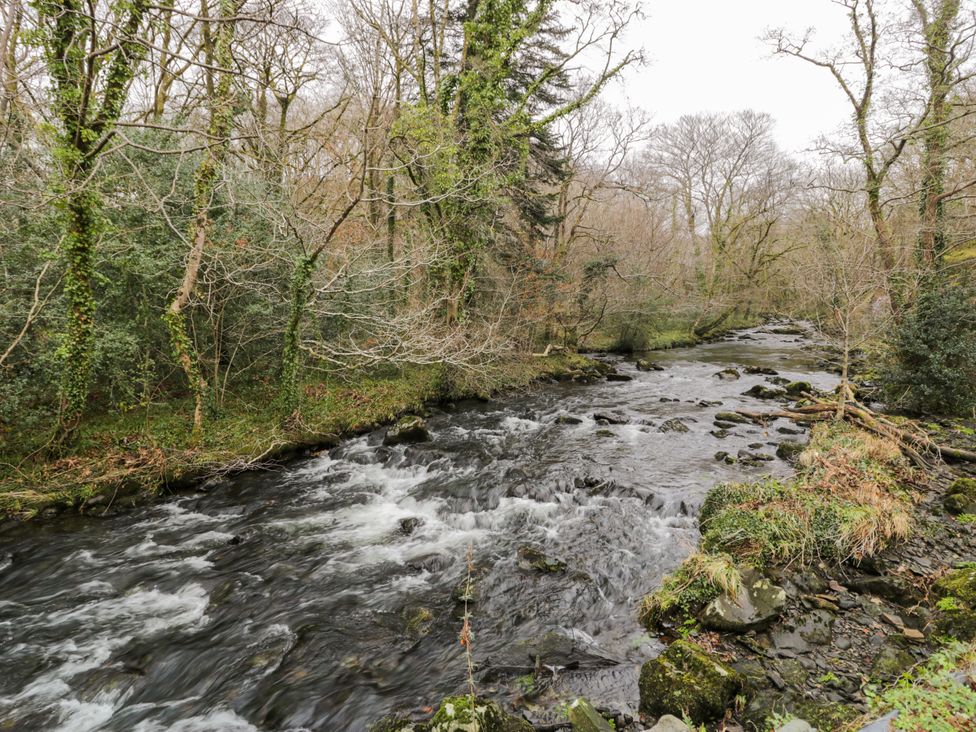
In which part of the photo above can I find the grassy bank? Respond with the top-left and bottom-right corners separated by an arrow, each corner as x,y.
585,312 -> 765,352
640,421 -> 918,629
0,354 -> 600,520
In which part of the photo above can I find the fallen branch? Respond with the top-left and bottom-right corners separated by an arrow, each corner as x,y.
736,397 -> 976,467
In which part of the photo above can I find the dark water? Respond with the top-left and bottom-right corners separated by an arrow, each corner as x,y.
0,327 -> 836,732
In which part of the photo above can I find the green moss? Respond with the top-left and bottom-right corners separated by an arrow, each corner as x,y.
0,355 -> 596,519
427,696 -> 532,732
932,567 -> 976,641
638,640 -> 744,724
639,552 -> 741,629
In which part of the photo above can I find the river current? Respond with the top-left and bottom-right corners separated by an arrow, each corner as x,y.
0,326 -> 836,731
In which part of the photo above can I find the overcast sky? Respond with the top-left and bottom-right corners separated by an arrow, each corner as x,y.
611,1 -> 856,153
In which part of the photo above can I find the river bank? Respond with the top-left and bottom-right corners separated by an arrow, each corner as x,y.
635,410 -> 976,730
0,354 -> 609,520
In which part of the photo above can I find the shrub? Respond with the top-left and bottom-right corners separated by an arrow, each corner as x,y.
882,280 -> 976,417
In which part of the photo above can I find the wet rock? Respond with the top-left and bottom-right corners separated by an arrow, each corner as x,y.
637,359 -> 666,372
944,477 -> 976,515
713,420 -> 736,429
647,715 -> 692,732
797,610 -> 835,645
384,416 -> 431,446
407,553 -> 451,573
638,640 -> 744,724
776,441 -> 805,462
711,429 -> 732,439
659,418 -> 690,434
784,380 -> 813,397
769,325 -> 807,335
426,696 -> 533,732
766,376 -> 791,386
714,368 -> 741,380
556,414 -> 584,425
514,628 -> 621,670
932,565 -> 976,641
744,366 -> 779,376
777,426 -> 802,435
595,429 -> 615,438
847,575 -> 922,606
870,643 -> 914,682
701,569 -> 786,632
715,411 -> 752,424
399,517 -> 423,535
737,449 -> 773,462
743,384 -> 787,400
516,544 -> 567,573
593,411 -> 629,425
567,698 -> 613,732
606,373 -> 633,382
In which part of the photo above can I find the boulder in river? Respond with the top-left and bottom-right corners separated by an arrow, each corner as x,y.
784,380 -> 813,397
742,384 -> 787,400
606,373 -> 633,382
384,416 -> 431,446
566,698 -> 613,732
715,411 -> 752,424
593,411 -> 628,425
637,359 -> 666,371
516,544 -> 567,573
701,568 -> 786,632
556,414 -> 584,425
659,418 -> 690,434
638,640 -> 744,724
744,366 -> 779,375
714,368 -> 741,380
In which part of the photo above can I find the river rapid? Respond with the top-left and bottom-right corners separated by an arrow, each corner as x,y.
0,326 -> 837,732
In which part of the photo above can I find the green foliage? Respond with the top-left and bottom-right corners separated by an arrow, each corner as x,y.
882,279 -> 976,416
867,642 -> 976,731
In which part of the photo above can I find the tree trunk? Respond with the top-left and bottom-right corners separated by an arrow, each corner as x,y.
278,255 -> 314,416
165,0 -> 237,439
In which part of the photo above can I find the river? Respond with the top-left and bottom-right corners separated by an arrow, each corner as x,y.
0,326 -> 837,731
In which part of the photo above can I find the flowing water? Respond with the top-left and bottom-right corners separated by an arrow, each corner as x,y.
0,327 -> 836,732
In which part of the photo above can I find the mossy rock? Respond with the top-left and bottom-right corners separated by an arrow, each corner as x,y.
427,696 -> 532,732
944,477 -> 976,515
932,566 -> 976,640
784,381 -> 813,397
384,416 -> 431,446
566,697 -> 613,731
870,643 -> 915,683
638,640 -> 744,724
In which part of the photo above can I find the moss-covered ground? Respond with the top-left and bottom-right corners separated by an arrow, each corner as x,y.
0,354 -> 598,519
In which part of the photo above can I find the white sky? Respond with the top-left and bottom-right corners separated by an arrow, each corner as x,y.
611,1 -> 856,153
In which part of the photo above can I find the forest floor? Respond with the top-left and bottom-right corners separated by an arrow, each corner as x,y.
0,353 -> 607,520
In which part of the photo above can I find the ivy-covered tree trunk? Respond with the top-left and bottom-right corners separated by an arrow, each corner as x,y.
165,0 -> 237,439
35,0 -> 150,438
916,0 -> 960,267
277,255 -> 315,417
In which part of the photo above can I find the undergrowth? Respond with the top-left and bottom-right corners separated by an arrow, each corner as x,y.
864,641 -> 976,731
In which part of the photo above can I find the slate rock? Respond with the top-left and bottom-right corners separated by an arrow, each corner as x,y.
701,569 -> 786,632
